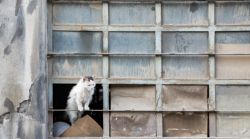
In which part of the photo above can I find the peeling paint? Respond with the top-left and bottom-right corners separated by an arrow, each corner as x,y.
17,100 -> 30,113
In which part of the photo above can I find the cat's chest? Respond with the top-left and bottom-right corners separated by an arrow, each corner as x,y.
78,89 -> 93,99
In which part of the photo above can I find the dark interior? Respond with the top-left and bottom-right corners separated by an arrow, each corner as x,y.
53,83 -> 103,128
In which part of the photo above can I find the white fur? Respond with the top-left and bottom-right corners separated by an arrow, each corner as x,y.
66,77 -> 96,124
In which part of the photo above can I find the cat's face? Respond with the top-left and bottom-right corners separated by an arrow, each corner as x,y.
82,76 -> 96,91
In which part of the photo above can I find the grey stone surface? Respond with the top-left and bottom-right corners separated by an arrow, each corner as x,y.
0,0 -> 47,138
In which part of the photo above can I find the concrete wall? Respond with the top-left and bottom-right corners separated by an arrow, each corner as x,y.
0,0 -> 47,138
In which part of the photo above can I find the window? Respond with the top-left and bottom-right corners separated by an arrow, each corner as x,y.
48,0 -> 250,138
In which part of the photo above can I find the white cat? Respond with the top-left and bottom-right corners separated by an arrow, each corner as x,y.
66,76 -> 96,124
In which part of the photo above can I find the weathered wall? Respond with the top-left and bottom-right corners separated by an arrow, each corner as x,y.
0,0 -> 47,138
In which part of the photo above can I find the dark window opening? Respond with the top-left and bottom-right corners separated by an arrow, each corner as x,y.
52,83 -> 103,137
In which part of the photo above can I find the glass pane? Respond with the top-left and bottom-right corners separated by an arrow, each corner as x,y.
216,86 -> 250,111
52,56 -> 103,77
217,113 -> 250,137
110,56 -> 155,78
216,3 -> 250,25
111,85 -> 156,110
162,32 -> 208,54
162,3 -> 208,25
109,3 -> 155,25
216,32 -> 250,54
53,31 -> 102,53
53,3 -> 103,24
109,32 -> 155,54
162,56 -> 209,79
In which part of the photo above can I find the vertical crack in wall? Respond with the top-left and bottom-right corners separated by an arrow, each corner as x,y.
17,75 -> 40,114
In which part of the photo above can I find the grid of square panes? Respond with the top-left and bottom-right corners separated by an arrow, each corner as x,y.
48,1 -> 250,138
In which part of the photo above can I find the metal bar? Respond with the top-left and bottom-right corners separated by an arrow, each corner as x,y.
102,84 -> 109,110
102,2 -> 110,137
52,0 -> 250,3
50,137 -> 250,139
103,112 -> 109,137
49,109 -> 250,113
52,0 -> 102,4
51,0 -> 250,3
162,1 -> 208,4
49,77 -> 250,85
215,0 -> 250,3
46,2 -> 53,138
215,26 -> 250,31
47,53 -> 250,58
155,3 -> 163,137
50,137 -> 102,139
53,25 -> 250,31
156,84 -> 163,137
208,2 -> 216,137
156,112 -> 163,137
52,0 -> 157,3
53,25 -> 104,31
209,112 -> 217,137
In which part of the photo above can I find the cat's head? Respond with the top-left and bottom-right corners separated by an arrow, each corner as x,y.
82,76 -> 96,91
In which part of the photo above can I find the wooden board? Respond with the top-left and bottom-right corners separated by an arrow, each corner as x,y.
216,56 -> 250,79
110,112 -> 156,137
162,85 -> 208,111
111,85 -> 156,110
163,112 -> 208,137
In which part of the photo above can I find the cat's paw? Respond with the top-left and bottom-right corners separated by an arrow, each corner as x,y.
84,106 -> 90,110
78,106 -> 84,111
